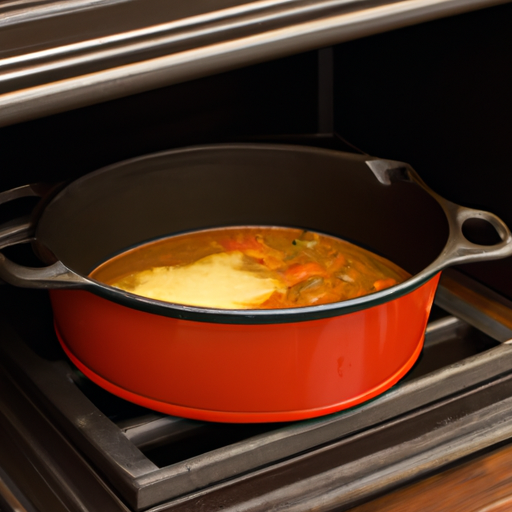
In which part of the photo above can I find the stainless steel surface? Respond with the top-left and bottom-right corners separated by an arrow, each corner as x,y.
436,270 -> 512,343
0,471 -> 30,512
0,269 -> 510,510
0,0 -> 510,127
0,363 -> 131,512
120,415 -> 206,451
165,372 -> 512,512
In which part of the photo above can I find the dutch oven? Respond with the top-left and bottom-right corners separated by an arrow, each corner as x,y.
1,144 -> 511,423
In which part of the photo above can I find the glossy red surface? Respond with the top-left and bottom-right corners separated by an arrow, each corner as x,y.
50,273 -> 440,423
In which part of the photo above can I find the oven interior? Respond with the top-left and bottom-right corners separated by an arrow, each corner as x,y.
1,2 -> 512,511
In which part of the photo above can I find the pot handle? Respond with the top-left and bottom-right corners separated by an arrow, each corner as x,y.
0,184 -> 89,289
441,201 -> 512,266
367,158 -> 512,267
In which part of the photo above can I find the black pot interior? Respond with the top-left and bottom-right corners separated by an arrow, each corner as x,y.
36,144 -> 449,278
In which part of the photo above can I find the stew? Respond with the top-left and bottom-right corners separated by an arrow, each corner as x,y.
90,226 -> 410,309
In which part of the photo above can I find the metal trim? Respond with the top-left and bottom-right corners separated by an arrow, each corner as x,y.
0,0 -> 509,126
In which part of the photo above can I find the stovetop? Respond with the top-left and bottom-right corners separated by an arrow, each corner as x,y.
2,268 -> 512,511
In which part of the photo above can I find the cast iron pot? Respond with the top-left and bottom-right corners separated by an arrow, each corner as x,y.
1,144 -> 511,423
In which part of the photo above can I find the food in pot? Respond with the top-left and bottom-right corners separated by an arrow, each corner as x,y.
90,226 -> 410,309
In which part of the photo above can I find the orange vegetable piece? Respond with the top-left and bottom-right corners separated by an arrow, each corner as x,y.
284,262 -> 326,286
328,253 -> 347,271
373,278 -> 398,291
221,236 -> 262,252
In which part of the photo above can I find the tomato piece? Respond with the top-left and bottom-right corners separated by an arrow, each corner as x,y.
221,236 -> 263,252
373,278 -> 397,291
284,262 -> 326,286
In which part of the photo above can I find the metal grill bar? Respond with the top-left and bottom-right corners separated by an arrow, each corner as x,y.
1,0 -> 508,127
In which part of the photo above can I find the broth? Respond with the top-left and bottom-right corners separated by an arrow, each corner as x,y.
90,226 -> 410,309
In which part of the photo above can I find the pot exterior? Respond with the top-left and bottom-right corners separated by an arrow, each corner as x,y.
50,273 -> 440,423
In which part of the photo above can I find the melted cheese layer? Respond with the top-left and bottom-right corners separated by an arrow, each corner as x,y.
113,251 -> 284,309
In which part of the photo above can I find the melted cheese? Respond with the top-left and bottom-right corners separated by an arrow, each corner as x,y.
113,251 -> 284,309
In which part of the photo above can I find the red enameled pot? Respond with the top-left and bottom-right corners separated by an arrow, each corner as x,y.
1,144 -> 511,423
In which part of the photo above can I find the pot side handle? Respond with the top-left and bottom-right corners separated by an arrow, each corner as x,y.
0,184 -> 89,289
440,202 -> 512,267
366,158 -> 512,267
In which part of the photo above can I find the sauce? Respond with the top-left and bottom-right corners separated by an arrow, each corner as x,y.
90,226 -> 410,309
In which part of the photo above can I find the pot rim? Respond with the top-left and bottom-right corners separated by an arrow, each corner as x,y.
1,143 -> 511,324
86,272 -> 440,324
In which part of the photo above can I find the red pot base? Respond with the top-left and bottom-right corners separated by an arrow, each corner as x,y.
56,324 -> 424,423
51,274 -> 440,424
